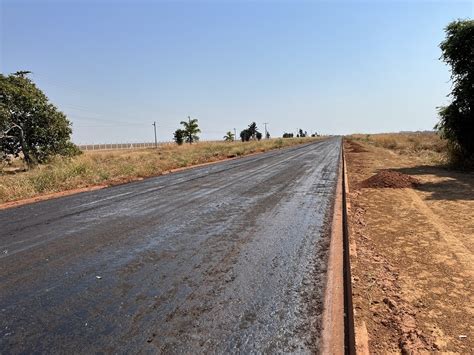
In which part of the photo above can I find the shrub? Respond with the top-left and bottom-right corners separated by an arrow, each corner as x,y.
436,20 -> 474,168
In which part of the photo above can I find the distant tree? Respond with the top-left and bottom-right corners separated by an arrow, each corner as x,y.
240,122 -> 261,142
282,133 -> 294,138
223,131 -> 234,141
173,129 -> 185,145
180,116 -> 201,144
247,122 -> 258,139
266,131 -> 270,139
0,72 -> 80,166
240,129 -> 251,142
436,19 -> 474,167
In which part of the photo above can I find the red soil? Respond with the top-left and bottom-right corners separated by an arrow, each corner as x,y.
360,170 -> 420,189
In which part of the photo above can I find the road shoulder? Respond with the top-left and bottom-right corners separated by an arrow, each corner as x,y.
345,139 -> 474,353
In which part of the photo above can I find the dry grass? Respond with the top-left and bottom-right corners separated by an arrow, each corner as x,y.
349,132 -> 448,164
0,138 -> 319,204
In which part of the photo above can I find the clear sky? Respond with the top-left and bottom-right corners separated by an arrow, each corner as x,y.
1,0 -> 473,144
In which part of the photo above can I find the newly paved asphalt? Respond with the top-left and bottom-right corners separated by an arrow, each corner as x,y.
0,137 -> 341,353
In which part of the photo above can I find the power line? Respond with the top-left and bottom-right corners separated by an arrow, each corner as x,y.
68,112 -> 179,130
32,73 -> 83,95
74,124 -> 140,128
68,114 -> 138,125
63,105 -> 145,124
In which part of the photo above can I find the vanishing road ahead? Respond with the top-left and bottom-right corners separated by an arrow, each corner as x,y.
1,138 -> 341,353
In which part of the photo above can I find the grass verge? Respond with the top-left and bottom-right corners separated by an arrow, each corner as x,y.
349,132 -> 447,165
0,138 -> 320,204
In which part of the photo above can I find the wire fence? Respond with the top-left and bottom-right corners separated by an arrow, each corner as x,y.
78,141 -> 174,151
77,139 -> 231,151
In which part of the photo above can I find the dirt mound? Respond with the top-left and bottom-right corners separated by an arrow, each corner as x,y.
360,170 -> 420,189
346,141 -> 369,153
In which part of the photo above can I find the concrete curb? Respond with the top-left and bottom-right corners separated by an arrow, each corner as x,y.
342,144 -> 357,354
321,141 -> 360,354
320,149 -> 345,354
342,141 -> 370,355
321,142 -> 359,354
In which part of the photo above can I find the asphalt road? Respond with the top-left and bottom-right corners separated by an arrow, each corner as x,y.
0,137 -> 341,353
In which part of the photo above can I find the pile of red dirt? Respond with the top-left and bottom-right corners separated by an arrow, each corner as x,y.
360,170 -> 420,189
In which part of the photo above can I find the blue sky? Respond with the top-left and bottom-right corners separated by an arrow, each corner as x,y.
1,0 -> 472,144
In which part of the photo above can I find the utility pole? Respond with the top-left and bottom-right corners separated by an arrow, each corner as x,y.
188,116 -> 192,144
152,121 -> 157,148
263,122 -> 268,139
234,128 -> 237,141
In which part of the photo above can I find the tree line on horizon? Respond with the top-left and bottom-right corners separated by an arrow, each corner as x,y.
172,119 -> 322,145
173,120 -> 268,145
282,129 -> 319,138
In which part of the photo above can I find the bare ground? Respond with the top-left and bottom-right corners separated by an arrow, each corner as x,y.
345,139 -> 474,353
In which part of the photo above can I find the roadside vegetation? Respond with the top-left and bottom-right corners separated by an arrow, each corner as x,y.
350,20 -> 473,170
240,122 -> 263,141
349,132 -> 448,165
0,137 -> 319,204
223,131 -> 235,141
0,72 -> 80,166
435,19 -> 474,169
173,116 -> 201,145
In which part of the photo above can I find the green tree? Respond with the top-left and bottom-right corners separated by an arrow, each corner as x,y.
436,19 -> 474,167
240,129 -> 250,142
240,122 -> 260,142
247,122 -> 258,139
0,72 -> 79,166
180,116 -> 201,144
223,131 -> 234,141
173,129 -> 185,145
